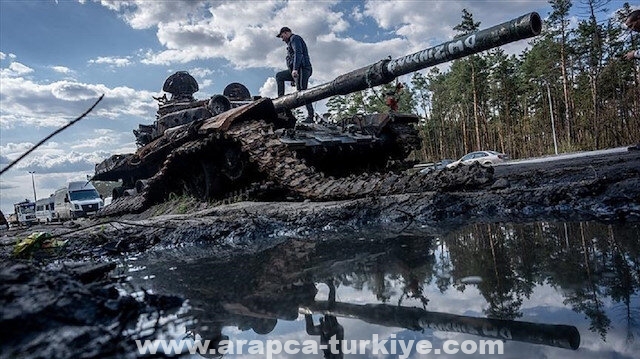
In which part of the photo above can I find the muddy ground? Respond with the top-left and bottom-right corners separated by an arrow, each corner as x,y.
1,148 -> 639,358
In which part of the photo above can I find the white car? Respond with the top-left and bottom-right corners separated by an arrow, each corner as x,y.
446,150 -> 509,168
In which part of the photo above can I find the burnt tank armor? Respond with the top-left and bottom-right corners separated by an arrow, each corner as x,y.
94,12 -> 542,215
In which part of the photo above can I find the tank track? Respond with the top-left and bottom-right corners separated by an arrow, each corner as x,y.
228,120 -> 493,199
99,119 -> 493,216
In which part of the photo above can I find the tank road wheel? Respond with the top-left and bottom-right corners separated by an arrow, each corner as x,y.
207,95 -> 232,116
221,147 -> 245,181
112,186 -> 125,200
182,160 -> 224,200
223,83 -> 252,101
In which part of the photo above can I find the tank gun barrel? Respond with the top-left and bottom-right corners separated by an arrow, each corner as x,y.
303,301 -> 580,350
272,12 -> 541,112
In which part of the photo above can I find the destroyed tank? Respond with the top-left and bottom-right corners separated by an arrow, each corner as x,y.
93,12 -> 542,214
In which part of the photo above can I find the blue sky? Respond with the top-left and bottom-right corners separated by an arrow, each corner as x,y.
0,0 -> 634,215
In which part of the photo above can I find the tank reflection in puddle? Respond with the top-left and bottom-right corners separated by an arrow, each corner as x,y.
123,222 -> 640,357
134,235 -> 437,354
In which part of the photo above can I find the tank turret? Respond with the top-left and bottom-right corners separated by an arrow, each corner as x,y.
94,12 -> 542,215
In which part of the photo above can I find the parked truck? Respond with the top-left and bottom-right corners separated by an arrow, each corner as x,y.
11,199 -> 37,226
54,181 -> 104,220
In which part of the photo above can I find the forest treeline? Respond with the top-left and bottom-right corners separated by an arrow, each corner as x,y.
325,1 -> 640,162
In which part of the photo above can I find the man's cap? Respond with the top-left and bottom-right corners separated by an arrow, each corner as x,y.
276,26 -> 291,38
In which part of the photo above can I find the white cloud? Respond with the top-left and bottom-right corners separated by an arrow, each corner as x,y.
0,52 -> 17,61
186,67 -> 214,79
50,65 -> 73,74
13,150 -> 98,173
88,56 -> 133,67
0,61 -> 34,77
51,81 -> 104,101
0,74 -> 156,129
258,76 -> 277,98
0,136 -> 131,174
96,0 -> 210,30
350,5 -> 364,23
363,0 -> 546,49
95,0 -> 545,92
0,141 -> 35,159
134,1 -> 407,89
107,0 -> 347,73
70,133 -> 124,150
199,79 -> 213,89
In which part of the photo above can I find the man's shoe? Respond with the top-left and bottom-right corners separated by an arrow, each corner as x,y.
301,116 -> 314,124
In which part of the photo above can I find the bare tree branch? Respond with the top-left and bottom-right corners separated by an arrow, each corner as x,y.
0,94 -> 105,177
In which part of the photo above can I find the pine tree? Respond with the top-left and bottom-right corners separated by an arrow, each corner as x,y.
453,9 -> 486,151
548,0 -> 574,144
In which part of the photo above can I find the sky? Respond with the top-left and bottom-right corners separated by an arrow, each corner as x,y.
0,0 -> 635,216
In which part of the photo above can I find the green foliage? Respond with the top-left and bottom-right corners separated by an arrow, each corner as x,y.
453,8 -> 481,36
325,5 -> 639,162
326,95 -> 349,119
548,0 -> 572,36
176,198 -> 192,214
153,193 -> 194,215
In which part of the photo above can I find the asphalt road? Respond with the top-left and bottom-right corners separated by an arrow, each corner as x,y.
494,146 -> 640,179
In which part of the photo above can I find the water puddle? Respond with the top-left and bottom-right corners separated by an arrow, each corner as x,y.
124,221 -> 640,357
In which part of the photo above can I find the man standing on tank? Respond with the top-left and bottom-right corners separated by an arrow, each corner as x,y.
275,26 -> 314,122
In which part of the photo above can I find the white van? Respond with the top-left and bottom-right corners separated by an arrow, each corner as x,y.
54,181 -> 104,220
35,195 -> 57,223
